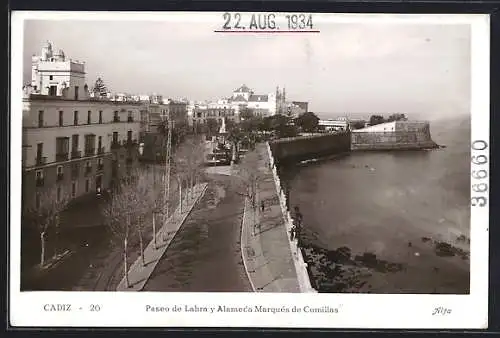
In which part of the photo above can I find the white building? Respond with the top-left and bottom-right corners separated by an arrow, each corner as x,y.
318,117 -> 350,131
23,42 -> 142,209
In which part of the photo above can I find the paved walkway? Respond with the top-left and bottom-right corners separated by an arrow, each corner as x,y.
240,145 -> 300,292
116,183 -> 208,291
143,174 -> 252,292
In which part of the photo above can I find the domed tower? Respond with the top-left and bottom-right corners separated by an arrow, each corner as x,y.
41,41 -> 53,61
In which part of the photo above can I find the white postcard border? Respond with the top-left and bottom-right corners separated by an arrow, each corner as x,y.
9,11 -> 490,329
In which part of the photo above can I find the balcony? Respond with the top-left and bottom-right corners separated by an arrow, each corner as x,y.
127,117 -> 134,122
97,163 -> 104,171
113,116 -> 120,123
57,172 -> 64,181
36,177 -> 44,187
36,156 -> 47,166
85,166 -> 92,175
97,147 -> 105,154
111,141 -> 121,150
56,153 -> 69,162
84,148 -> 95,157
71,150 -> 81,159
126,139 -> 137,147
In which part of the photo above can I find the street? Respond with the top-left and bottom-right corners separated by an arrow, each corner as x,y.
143,173 -> 252,292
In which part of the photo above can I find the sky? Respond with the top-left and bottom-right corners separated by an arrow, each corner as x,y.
22,15 -> 471,119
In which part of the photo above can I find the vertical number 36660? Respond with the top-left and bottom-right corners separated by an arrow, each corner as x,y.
471,140 -> 488,207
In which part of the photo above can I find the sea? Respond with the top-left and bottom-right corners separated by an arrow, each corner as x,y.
283,115 -> 471,293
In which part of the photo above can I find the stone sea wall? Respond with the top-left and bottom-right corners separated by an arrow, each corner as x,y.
269,132 -> 351,164
266,142 -> 317,293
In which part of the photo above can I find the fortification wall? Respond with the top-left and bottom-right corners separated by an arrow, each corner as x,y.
351,121 -> 438,151
269,132 -> 351,164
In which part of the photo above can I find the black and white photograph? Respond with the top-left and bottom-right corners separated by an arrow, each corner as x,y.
9,12 -> 489,329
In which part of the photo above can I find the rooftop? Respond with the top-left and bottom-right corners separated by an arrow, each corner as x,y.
234,84 -> 252,93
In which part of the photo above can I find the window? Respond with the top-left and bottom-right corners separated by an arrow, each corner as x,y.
57,186 -> 62,201
36,169 -> 44,179
84,134 -> 96,156
127,130 -> 133,142
113,111 -> 119,122
74,86 -> 79,100
127,111 -> 133,122
35,169 -> 44,187
57,165 -> 63,175
99,110 -> 103,124
74,111 -> 79,125
87,110 -> 92,124
36,143 -> 43,160
85,179 -> 90,193
38,110 -> 44,127
98,136 -> 102,153
35,193 -> 41,209
49,75 -> 53,80
72,182 -> 77,198
59,111 -> 64,126
112,132 -> 118,144
55,137 -> 69,161
49,86 -> 57,96
71,134 -> 79,150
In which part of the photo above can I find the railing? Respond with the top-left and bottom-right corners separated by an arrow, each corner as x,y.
55,153 -> 69,162
71,150 -> 81,159
97,147 -> 105,154
127,117 -> 134,122
125,139 -> 137,147
36,177 -> 44,187
97,163 -> 104,171
113,116 -> 120,122
36,156 -> 47,166
111,141 -> 121,149
266,142 -> 317,293
85,148 -> 95,156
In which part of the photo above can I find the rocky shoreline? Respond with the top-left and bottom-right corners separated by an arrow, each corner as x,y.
301,234 -> 470,294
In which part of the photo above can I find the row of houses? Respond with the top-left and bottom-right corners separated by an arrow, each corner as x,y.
22,42 -> 190,209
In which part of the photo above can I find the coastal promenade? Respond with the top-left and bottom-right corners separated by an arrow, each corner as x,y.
240,144 -> 301,292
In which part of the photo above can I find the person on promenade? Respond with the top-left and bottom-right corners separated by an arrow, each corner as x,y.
261,200 -> 265,212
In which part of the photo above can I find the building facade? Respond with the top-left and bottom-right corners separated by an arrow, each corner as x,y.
22,42 -> 142,209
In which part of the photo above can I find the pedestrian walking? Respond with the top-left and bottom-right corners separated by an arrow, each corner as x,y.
261,200 -> 265,212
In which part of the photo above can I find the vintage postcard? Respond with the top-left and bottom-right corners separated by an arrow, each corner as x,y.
9,11 -> 489,329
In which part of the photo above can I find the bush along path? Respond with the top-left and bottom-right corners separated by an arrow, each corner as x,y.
116,183 -> 208,291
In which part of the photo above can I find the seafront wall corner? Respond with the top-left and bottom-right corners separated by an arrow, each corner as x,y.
265,142 -> 317,293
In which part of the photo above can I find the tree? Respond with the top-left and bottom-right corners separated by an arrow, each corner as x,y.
176,137 -> 205,201
205,118 -> 220,137
92,77 -> 108,98
369,115 -> 385,126
350,120 -> 366,130
23,187 -> 70,267
101,180 -> 137,288
239,107 -> 254,120
387,113 -> 407,122
238,150 -> 261,208
133,170 -> 155,267
294,112 -> 319,132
